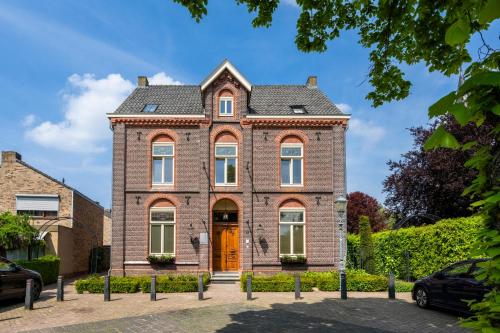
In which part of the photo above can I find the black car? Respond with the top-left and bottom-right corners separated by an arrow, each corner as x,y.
412,259 -> 491,313
0,256 -> 43,302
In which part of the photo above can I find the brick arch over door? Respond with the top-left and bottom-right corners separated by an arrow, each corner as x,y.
147,130 -> 180,190
275,130 -> 308,191
143,194 -> 180,259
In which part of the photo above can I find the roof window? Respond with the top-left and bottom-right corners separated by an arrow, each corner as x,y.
143,104 -> 159,113
290,105 -> 306,114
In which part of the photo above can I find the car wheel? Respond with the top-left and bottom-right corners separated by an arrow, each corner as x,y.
415,287 -> 429,309
33,280 -> 42,300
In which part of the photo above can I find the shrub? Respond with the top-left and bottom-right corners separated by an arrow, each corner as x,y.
346,270 -> 387,291
359,216 -> 375,274
347,216 -> 483,279
15,255 -> 60,284
280,255 -> 307,264
395,280 -> 414,292
241,273 -> 314,292
147,255 -> 175,265
140,274 -> 210,293
75,276 -> 140,293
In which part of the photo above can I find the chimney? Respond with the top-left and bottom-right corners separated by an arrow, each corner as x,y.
1,151 -> 22,164
306,76 -> 317,88
138,76 -> 149,88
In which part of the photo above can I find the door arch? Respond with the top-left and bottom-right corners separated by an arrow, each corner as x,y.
212,199 -> 239,272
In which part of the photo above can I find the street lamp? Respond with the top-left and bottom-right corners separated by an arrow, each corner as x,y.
335,195 -> 347,300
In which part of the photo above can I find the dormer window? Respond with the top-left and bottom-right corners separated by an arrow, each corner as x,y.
143,104 -> 159,113
291,105 -> 305,114
219,97 -> 233,116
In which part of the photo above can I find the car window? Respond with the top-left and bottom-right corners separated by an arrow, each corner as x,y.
443,262 -> 473,277
0,258 -> 12,272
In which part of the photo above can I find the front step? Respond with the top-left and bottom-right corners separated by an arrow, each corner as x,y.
211,272 -> 240,284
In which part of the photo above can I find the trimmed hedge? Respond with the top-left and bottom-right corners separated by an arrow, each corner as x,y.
241,273 -> 315,292
75,274 -> 210,294
15,255 -> 60,284
347,216 -> 483,279
240,270 -> 412,292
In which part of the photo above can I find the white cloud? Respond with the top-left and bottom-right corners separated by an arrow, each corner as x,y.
148,72 -> 182,85
282,0 -> 299,7
26,73 -> 134,153
336,103 -> 352,113
349,118 -> 386,144
22,114 -> 36,127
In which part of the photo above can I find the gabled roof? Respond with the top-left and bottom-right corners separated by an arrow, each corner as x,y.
200,59 -> 252,91
114,85 -> 204,115
248,85 -> 343,116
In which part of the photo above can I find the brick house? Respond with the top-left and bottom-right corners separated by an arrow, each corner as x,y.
0,151 -> 104,276
108,60 -> 349,277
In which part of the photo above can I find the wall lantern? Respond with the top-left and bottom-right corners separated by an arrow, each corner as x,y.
335,195 -> 347,217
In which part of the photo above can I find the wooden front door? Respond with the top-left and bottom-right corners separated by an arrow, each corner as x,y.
213,224 -> 239,271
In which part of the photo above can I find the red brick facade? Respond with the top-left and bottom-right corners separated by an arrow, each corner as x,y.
109,68 -> 348,276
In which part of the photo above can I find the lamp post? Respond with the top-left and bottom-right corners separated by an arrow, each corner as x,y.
335,195 -> 347,300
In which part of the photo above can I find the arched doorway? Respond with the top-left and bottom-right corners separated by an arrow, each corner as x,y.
212,199 -> 239,272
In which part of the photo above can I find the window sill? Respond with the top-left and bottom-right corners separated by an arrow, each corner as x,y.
218,114 -> 234,117
280,185 -> 304,188
214,184 -> 238,187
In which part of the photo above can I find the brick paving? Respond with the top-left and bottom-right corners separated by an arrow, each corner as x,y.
0,281 -> 468,333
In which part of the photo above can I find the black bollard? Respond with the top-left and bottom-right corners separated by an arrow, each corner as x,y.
295,274 -> 301,300
247,275 -> 252,301
57,275 -> 64,302
25,279 -> 34,310
151,274 -> 157,301
388,271 -> 396,299
104,275 -> 110,302
340,271 -> 347,300
198,274 -> 203,300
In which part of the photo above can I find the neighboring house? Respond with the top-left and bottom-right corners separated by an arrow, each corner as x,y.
108,60 -> 349,276
103,209 -> 112,246
0,151 -> 104,276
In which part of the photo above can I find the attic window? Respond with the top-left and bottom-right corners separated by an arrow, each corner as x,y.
143,104 -> 159,113
290,106 -> 306,114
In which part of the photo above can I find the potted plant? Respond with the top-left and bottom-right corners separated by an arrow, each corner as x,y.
280,255 -> 307,264
147,254 -> 175,265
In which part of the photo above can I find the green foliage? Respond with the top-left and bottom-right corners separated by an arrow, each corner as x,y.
15,255 -> 60,284
395,280 -> 414,293
0,212 -> 41,254
359,216 -> 375,274
146,255 -> 175,265
348,217 -> 484,280
279,255 -> 307,264
240,273 -> 314,292
75,274 -> 210,294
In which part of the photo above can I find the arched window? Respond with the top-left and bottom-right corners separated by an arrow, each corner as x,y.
150,200 -> 175,255
280,136 -> 303,186
152,135 -> 174,185
219,90 -> 234,116
215,132 -> 237,186
279,201 -> 305,256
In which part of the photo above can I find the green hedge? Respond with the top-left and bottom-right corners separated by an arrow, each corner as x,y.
15,255 -> 60,284
240,270 -> 412,292
347,216 -> 483,279
241,273 -> 315,292
75,274 -> 210,294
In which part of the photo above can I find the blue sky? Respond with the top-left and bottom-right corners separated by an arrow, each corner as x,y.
0,0 -> 497,208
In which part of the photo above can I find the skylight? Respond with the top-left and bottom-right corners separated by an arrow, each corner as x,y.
143,104 -> 159,112
290,105 -> 306,114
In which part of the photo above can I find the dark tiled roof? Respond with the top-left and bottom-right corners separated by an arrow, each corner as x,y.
114,86 -> 204,115
249,85 -> 343,115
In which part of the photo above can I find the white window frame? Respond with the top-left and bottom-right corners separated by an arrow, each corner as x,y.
215,143 -> 238,186
280,143 -> 303,187
219,96 -> 234,116
149,207 -> 176,256
279,208 -> 306,256
152,142 -> 175,185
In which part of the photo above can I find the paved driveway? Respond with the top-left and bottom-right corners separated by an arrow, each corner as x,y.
1,282 -> 467,333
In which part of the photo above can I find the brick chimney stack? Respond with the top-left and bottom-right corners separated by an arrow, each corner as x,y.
306,76 -> 317,88
138,76 -> 149,88
1,151 -> 22,164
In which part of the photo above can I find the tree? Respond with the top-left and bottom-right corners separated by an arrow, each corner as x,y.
383,115 -> 495,220
347,191 -> 386,233
0,212 -> 40,258
359,215 -> 375,274
174,1 -> 500,329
